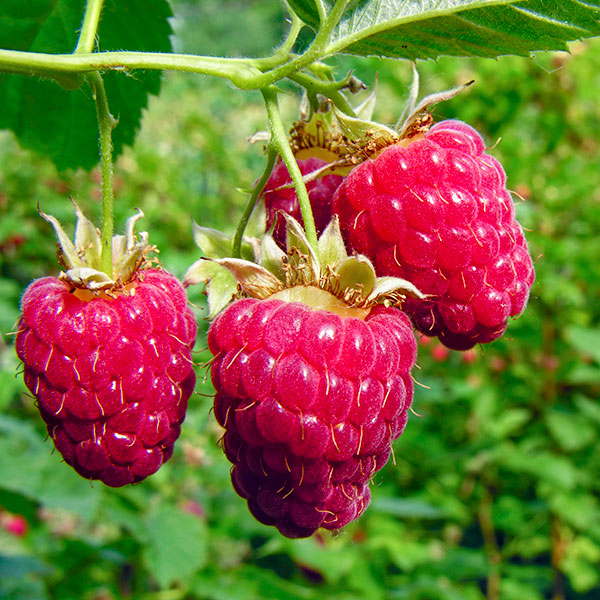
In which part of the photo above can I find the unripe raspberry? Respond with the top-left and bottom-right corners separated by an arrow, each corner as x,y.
332,120 -> 534,349
15,269 -> 197,486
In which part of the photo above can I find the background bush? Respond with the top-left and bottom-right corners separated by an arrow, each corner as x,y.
1,2 -> 599,599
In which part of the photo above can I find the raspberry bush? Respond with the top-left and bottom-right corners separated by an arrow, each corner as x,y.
1,1 -> 600,598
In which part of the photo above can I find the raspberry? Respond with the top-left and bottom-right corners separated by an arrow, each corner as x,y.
209,295 -> 416,538
332,120 -> 535,350
262,157 -> 344,248
15,269 -> 197,487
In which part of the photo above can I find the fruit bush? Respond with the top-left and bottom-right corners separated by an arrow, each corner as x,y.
1,1 -> 600,599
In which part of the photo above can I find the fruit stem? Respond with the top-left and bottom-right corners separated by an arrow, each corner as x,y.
74,0 -> 105,54
88,71 -> 117,277
231,144 -> 278,259
261,86 -> 319,255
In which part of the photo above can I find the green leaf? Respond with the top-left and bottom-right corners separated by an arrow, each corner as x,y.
545,409 -> 596,452
371,497 -> 447,519
561,536 -> 600,592
288,0 -> 600,60
142,504 -> 208,588
564,325 -> 600,363
487,408 -> 530,439
0,0 -> 172,170
549,492 -> 599,531
0,555 -> 51,580
495,444 -> 579,490
0,415 -> 101,518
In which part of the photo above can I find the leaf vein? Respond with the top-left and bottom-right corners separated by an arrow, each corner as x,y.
509,4 -> 593,33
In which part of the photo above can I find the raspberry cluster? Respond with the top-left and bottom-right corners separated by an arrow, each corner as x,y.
15,269 -> 197,486
263,157 -> 344,248
332,120 -> 535,349
208,297 -> 416,538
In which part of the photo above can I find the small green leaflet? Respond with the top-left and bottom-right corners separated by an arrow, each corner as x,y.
287,0 -> 600,60
0,0 -> 173,171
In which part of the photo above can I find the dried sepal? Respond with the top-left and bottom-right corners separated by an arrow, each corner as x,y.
61,267 -> 114,290
111,210 -> 153,284
39,209 -> 79,270
214,258 -> 283,299
41,203 -> 154,291
398,80 -> 474,139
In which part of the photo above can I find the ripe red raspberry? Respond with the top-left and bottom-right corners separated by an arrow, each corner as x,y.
15,269 -> 197,487
332,120 -> 535,350
208,296 -> 416,538
262,157 -> 344,248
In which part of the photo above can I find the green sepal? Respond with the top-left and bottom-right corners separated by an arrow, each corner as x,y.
353,77 -> 377,121
331,104 -> 399,147
259,234 -> 287,282
192,223 -> 256,261
183,259 -> 238,319
284,214 -> 321,282
334,255 -> 376,298
73,202 -> 102,268
40,202 -> 153,290
244,199 -> 267,241
317,216 -> 347,270
395,64 -> 420,131
368,276 -> 428,303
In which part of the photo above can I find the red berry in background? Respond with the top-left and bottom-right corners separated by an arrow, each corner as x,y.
15,269 -> 197,487
208,294 -> 417,538
431,343 -> 450,363
1,512 -> 28,537
332,120 -> 535,350
262,157 -> 344,248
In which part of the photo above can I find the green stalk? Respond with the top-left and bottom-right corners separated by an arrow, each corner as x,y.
75,0 -> 106,54
289,71 -> 356,116
255,11 -> 304,72
261,86 -> 318,254
0,49 -> 264,90
231,145 -> 278,259
254,0 -> 351,87
0,0 -> 350,90
88,72 -> 117,277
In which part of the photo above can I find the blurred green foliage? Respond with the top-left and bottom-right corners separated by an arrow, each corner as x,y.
1,2 -> 600,599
